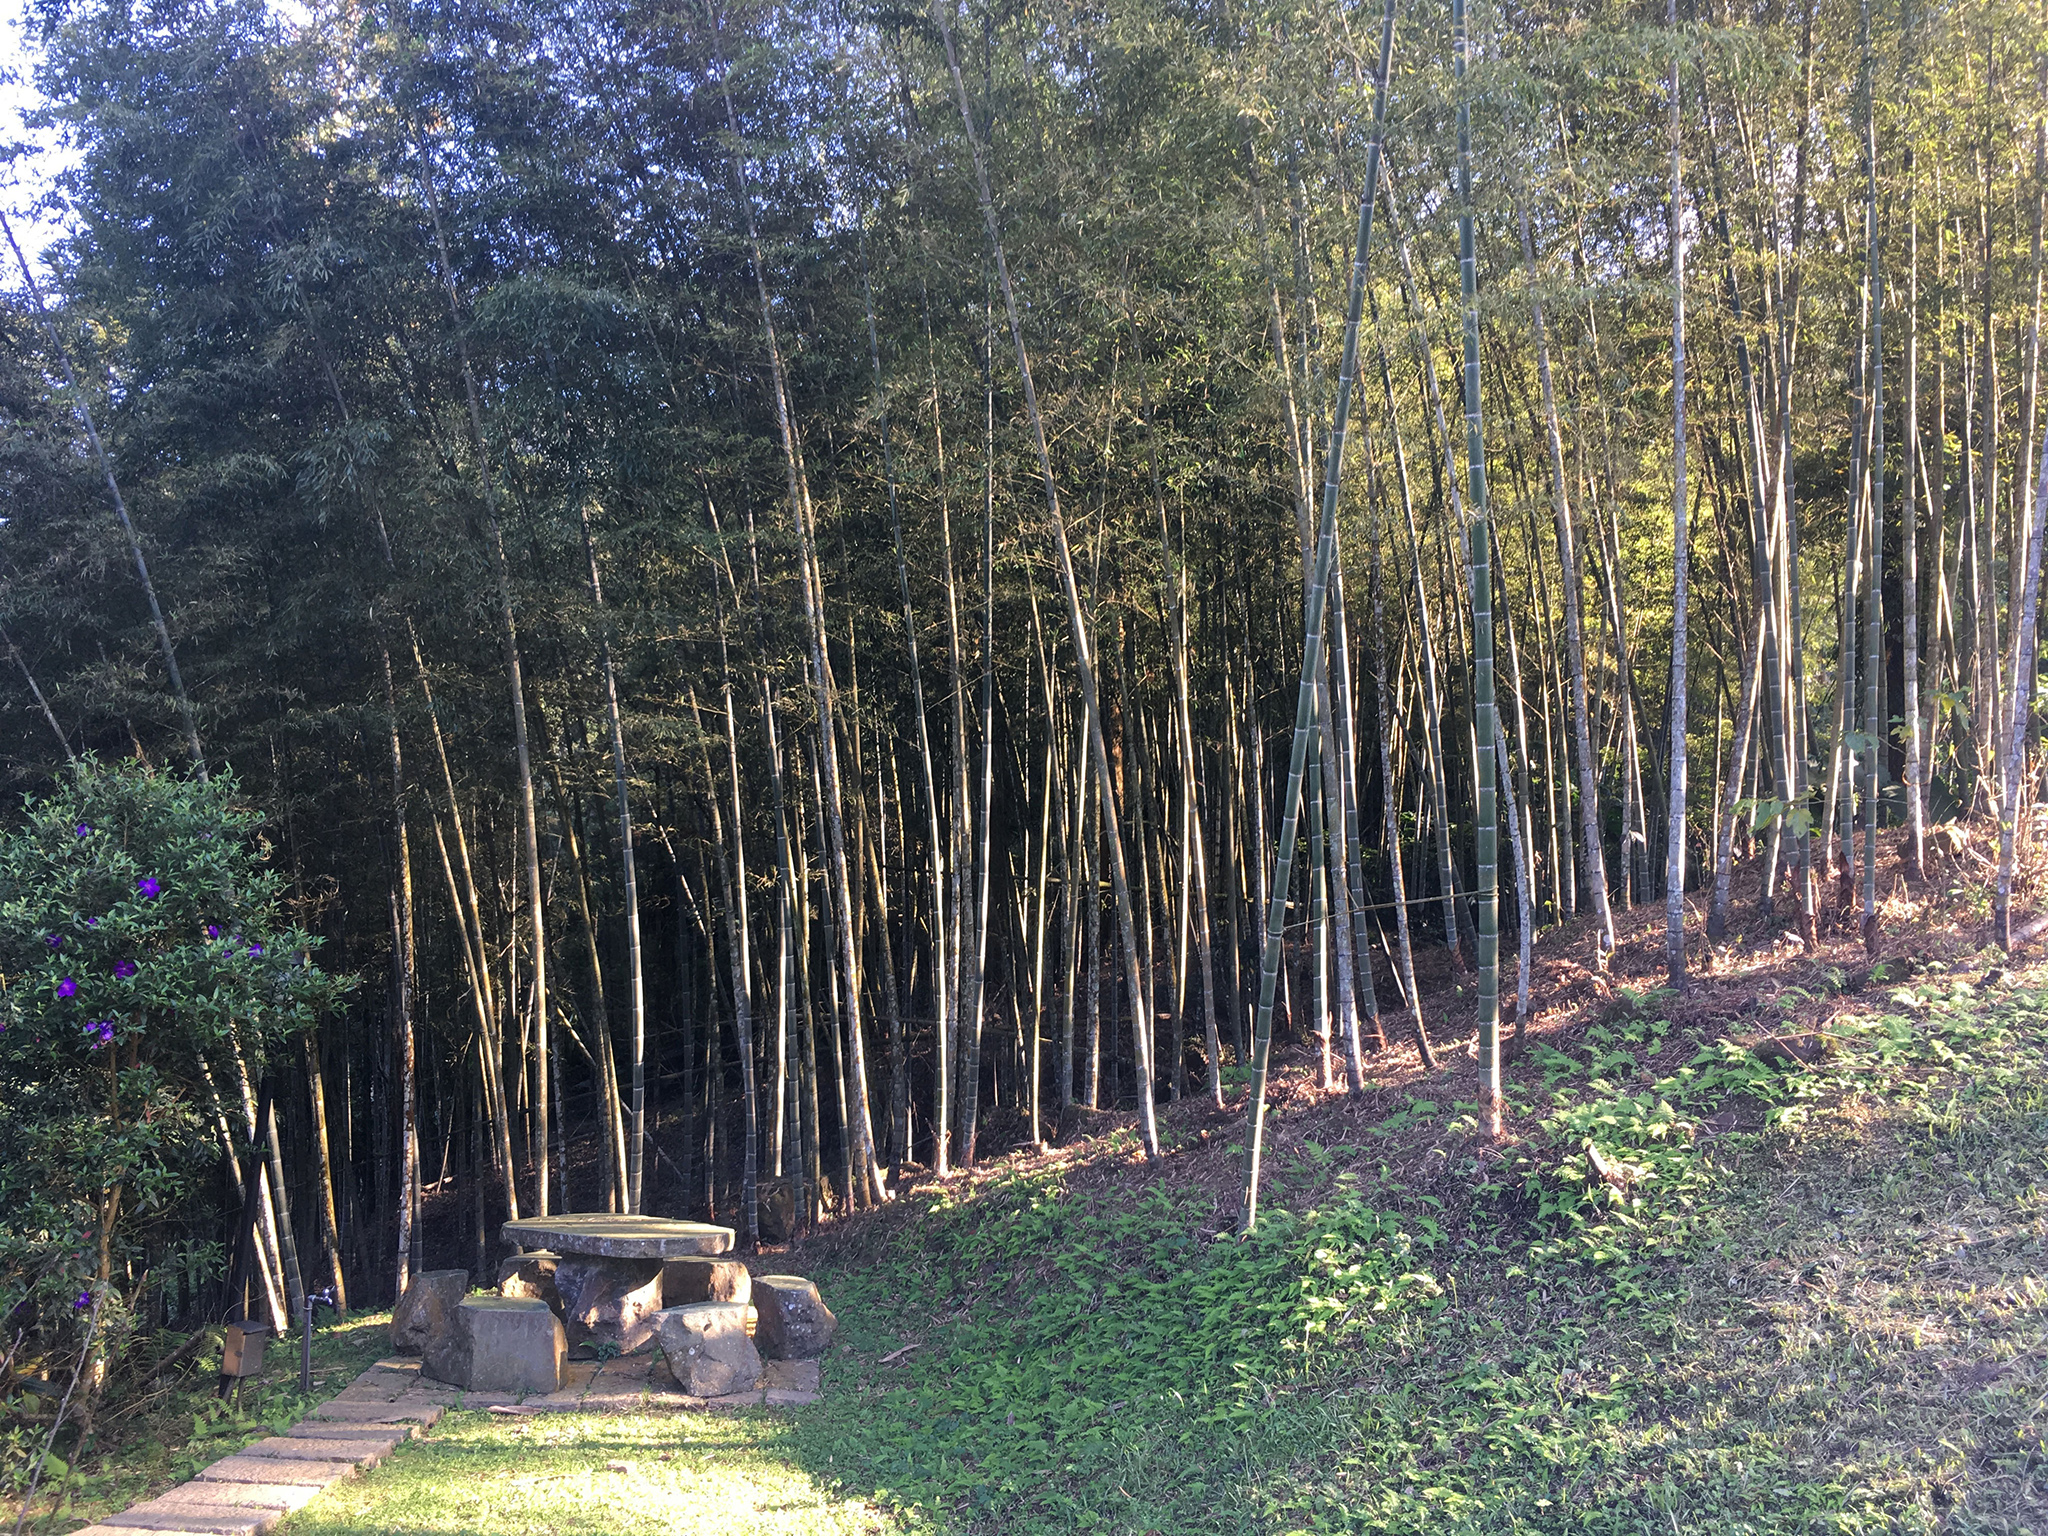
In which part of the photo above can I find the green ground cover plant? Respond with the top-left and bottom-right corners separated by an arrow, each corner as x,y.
777,968 -> 2047,1533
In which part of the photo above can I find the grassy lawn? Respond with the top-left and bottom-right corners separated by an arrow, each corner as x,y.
278,1409 -> 908,1536
68,954 -> 2048,1535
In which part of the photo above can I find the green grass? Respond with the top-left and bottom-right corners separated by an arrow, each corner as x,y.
278,1410 -> 907,1536
774,964 -> 2048,1533
85,963 -> 2048,1535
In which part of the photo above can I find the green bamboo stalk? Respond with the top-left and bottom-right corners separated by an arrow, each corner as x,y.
1452,0 -> 1501,1137
1859,0 -> 1884,948
1241,0 -> 1396,1232
930,0 -> 1159,1159
1665,0 -> 1692,988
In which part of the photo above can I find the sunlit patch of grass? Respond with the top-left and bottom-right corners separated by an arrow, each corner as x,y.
280,1409 -> 920,1536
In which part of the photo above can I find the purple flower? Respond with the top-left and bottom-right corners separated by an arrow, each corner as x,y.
246,942 -> 263,958
45,934 -> 62,950
74,1292 -> 90,1309
86,916 -> 98,927
205,924 -> 220,940
115,959 -> 137,979
55,976 -> 76,999
74,823 -> 90,838
84,1020 -> 113,1049
136,877 -> 160,899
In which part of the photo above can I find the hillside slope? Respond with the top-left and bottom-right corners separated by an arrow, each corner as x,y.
778,839 -> 2048,1534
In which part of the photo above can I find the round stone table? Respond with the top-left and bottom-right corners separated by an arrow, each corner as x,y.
501,1215 -> 735,1354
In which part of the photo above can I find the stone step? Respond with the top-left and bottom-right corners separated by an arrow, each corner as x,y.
195,1456 -> 350,1488
282,1420 -> 412,1443
102,1502 -> 281,1534
306,1399 -> 441,1425
239,1436 -> 393,1466
144,1483 -> 323,1515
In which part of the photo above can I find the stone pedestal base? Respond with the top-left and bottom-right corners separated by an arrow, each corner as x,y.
662,1257 -> 751,1307
498,1251 -> 561,1312
555,1255 -> 664,1354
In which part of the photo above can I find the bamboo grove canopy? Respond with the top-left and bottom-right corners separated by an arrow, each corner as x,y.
0,0 -> 2042,1353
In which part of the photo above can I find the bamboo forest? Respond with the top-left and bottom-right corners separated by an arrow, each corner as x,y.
3,0 -> 2048,1530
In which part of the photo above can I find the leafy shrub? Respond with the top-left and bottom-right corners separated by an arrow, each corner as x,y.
0,760 -> 346,1447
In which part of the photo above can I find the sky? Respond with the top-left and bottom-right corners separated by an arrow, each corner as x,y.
0,3 -> 73,273
0,1 -> 315,274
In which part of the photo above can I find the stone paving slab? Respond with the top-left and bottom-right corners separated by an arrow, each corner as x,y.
281,1420 -> 412,1443
146,1483 -> 323,1514
195,1456 -> 349,1488
405,1395 -> 464,1408
102,1503 -> 281,1534
239,1436 -> 393,1465
582,1389 -> 651,1412
762,1359 -> 821,1393
329,1379 -> 409,1404
526,1397 -> 585,1412
305,1400 -> 441,1425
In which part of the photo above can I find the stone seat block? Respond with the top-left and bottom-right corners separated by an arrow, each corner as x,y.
654,1303 -> 761,1398
389,1271 -> 467,1357
424,1295 -> 564,1395
753,1276 -> 836,1360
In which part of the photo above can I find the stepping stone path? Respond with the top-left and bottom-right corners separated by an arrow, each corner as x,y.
65,1334 -> 827,1535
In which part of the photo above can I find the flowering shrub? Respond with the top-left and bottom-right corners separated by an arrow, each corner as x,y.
0,760 -> 347,1395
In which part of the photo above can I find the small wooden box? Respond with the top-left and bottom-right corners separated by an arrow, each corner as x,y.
221,1322 -> 270,1378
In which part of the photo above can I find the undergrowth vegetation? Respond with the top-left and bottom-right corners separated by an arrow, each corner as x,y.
9,1311 -> 391,1530
788,963 -> 2048,1534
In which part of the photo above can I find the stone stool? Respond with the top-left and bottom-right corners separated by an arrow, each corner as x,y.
425,1295 -> 564,1394
499,1250 -> 562,1312
390,1270 -> 468,1356
753,1276 -> 836,1360
654,1303 -> 760,1397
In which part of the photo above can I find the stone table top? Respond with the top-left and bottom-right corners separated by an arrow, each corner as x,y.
501,1214 -> 735,1259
